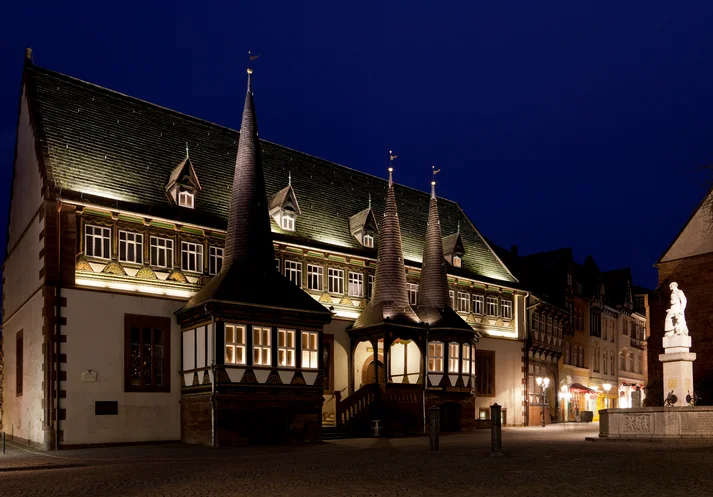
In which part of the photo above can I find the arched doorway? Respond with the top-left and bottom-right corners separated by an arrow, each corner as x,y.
362,358 -> 385,385
439,402 -> 461,432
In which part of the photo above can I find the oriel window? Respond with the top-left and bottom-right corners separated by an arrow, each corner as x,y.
278,329 -> 296,367
225,324 -> 246,365
302,331 -> 319,369
253,327 -> 272,366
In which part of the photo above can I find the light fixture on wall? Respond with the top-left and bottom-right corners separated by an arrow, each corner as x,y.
535,376 -> 550,427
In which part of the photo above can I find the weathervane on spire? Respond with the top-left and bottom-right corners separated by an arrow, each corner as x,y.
247,50 -> 260,74
388,150 -> 397,186
431,166 -> 440,197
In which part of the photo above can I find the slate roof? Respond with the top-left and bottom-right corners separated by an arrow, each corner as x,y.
22,61 -> 517,286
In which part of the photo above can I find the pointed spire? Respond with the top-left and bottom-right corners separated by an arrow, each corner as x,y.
371,167 -> 409,307
418,179 -> 451,308
223,68 -> 275,269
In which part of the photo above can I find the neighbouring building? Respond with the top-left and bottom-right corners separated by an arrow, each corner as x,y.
651,186 -> 713,405
2,51 -> 528,449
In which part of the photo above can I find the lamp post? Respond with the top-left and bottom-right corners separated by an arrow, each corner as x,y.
536,376 -> 550,427
603,383 -> 612,409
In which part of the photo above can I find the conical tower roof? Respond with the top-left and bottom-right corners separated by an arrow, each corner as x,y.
417,181 -> 450,309
351,168 -> 420,330
179,70 -> 331,319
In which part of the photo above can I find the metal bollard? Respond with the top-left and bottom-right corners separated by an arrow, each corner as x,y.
429,406 -> 440,452
2,431 -> 5,455
490,403 -> 503,456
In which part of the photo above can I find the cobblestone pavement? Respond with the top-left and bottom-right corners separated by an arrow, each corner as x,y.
1,424 -> 711,497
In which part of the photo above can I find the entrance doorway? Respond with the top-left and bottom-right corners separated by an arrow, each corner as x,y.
363,360 -> 386,385
439,402 -> 461,432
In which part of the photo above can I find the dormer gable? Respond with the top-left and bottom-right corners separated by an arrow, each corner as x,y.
349,202 -> 379,248
269,177 -> 301,232
166,146 -> 202,209
442,230 -> 465,267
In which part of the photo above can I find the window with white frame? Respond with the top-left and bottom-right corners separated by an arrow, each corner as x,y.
449,290 -> 455,308
285,260 -> 302,287
209,246 -> 223,275
301,331 -> 319,369
473,294 -> 484,314
453,255 -> 462,268
278,329 -> 296,367
150,237 -> 173,268
119,231 -> 143,264
448,342 -> 460,373
281,212 -> 295,231
253,327 -> 271,366
457,292 -> 470,313
328,268 -> 344,294
501,299 -> 513,319
307,264 -> 323,291
462,344 -> 471,374
178,190 -> 194,209
428,342 -> 444,372
348,271 -> 364,297
85,225 -> 111,259
367,275 -> 374,298
181,241 -> 203,273
225,324 -> 246,365
408,283 -> 419,305
363,232 -> 374,248
486,296 -> 498,316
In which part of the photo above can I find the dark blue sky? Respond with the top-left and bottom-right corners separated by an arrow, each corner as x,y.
3,1 -> 713,290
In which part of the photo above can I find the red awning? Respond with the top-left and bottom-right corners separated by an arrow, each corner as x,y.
569,383 -> 597,394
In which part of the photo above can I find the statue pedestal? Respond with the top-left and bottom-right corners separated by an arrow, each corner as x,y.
659,335 -> 696,405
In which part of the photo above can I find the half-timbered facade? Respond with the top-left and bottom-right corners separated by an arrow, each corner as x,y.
2,50 -> 526,449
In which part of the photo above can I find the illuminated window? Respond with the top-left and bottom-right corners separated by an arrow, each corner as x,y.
225,324 -> 246,365
448,343 -> 460,373
209,246 -> 223,275
328,268 -> 344,294
473,294 -> 484,314
363,232 -> 374,248
285,261 -> 302,287
348,271 -> 363,297
278,329 -> 296,367
181,241 -> 203,273
302,331 -> 319,369
85,225 -> 111,259
253,327 -> 271,366
449,290 -> 455,308
428,341 -> 444,372
119,231 -> 143,264
150,237 -> 173,268
501,299 -> 513,319
307,264 -> 323,291
462,344 -> 471,374
486,296 -> 498,316
457,292 -> 470,313
408,283 -> 419,305
453,255 -> 462,268
281,212 -> 295,231
178,190 -> 194,209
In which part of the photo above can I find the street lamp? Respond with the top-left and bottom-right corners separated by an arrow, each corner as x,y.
536,376 -> 550,427
603,383 -> 612,409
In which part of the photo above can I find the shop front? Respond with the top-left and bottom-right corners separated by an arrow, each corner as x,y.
587,382 -> 617,420
617,382 -> 645,408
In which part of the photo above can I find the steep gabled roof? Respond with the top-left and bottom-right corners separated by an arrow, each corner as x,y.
166,152 -> 201,192
22,61 -> 517,286
269,184 -> 301,215
442,232 -> 464,255
348,206 -> 378,236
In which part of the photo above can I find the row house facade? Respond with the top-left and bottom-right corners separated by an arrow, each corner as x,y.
1,52 -> 527,449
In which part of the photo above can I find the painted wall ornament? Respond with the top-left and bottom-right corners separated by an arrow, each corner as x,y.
664,282 -> 689,337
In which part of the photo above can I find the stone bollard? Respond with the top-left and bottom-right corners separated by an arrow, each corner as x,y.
490,403 -> 503,456
429,406 -> 440,452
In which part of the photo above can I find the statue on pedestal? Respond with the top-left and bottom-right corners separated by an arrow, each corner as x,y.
664,282 -> 688,337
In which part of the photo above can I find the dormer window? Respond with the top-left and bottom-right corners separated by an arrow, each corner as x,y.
363,232 -> 374,248
443,231 -> 465,267
453,254 -> 462,268
349,203 -> 379,248
178,190 -> 194,209
281,211 -> 295,231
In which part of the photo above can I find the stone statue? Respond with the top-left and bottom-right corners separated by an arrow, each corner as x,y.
664,282 -> 688,337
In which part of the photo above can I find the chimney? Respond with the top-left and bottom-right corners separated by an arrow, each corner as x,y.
511,245 -> 518,257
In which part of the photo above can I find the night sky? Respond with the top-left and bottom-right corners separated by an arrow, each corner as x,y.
3,2 -> 713,291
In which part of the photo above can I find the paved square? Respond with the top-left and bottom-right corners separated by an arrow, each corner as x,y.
1,425 -> 711,496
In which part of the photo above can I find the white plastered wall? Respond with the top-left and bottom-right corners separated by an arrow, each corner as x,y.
62,289 -> 183,445
475,337 -> 524,426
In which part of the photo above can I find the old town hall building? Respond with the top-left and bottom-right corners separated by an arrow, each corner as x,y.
1,51 -> 526,449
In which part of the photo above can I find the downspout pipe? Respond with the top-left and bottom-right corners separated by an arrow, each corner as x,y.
423,324 -> 429,434
55,198 -> 62,450
204,303 -> 216,447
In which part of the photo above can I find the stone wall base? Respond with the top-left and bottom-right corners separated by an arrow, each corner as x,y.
600,406 -> 713,439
